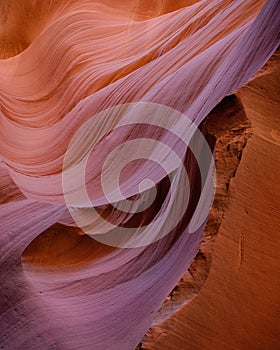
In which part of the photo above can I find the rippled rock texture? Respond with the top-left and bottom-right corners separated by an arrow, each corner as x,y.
139,52 -> 280,349
0,1 -> 279,349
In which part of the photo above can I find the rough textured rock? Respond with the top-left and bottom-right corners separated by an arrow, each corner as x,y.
141,93 -> 254,331
139,51 -> 280,350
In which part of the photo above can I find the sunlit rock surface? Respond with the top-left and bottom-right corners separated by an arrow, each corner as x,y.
0,1 -> 279,349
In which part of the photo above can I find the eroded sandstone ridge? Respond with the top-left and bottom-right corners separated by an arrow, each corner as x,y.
139,52 -> 280,349
0,1 -> 279,349
141,94 -> 254,330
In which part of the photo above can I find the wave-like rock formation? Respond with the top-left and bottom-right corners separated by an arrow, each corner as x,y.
0,1 -> 279,349
140,50 -> 280,350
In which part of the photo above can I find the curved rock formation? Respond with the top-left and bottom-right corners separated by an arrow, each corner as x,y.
139,49 -> 280,350
0,1 -> 279,349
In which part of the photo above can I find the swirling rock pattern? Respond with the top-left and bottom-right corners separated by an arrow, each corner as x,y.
140,50 -> 280,350
0,1 -> 279,349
